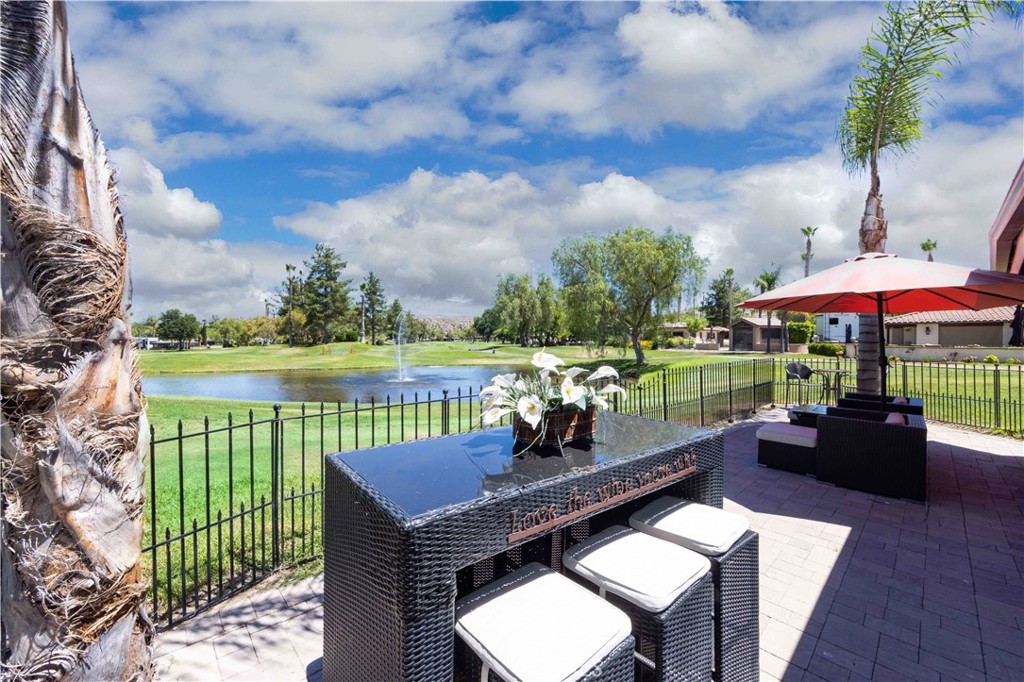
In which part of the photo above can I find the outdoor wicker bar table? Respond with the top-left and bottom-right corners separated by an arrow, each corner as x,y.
323,412 -> 724,681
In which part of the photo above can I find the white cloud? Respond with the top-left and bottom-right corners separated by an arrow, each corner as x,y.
110,148 -> 222,238
270,117 -> 1022,316
70,3 -> 1021,164
127,233 -> 309,320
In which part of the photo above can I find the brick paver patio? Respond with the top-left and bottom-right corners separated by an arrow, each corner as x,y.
154,409 -> 1024,681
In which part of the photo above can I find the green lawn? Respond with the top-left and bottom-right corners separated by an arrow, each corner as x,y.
140,340 -> 748,377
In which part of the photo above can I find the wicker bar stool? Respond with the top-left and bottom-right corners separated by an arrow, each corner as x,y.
630,498 -> 758,682
563,525 -> 714,682
455,562 -> 635,682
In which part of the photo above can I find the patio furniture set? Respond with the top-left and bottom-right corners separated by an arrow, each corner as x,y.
324,412 -> 760,681
756,391 -> 927,502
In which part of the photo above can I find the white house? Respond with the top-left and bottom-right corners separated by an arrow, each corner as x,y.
815,313 -> 860,343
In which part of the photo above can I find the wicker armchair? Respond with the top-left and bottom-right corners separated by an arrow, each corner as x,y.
816,407 -> 927,502
841,393 -> 924,415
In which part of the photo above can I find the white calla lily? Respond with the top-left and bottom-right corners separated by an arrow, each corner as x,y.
531,350 -> 565,373
560,377 -> 586,406
479,385 -> 505,400
592,394 -> 609,410
563,367 -> 587,380
480,407 -> 513,426
597,383 -> 627,398
490,373 -> 517,389
517,395 -> 545,428
585,365 -> 619,382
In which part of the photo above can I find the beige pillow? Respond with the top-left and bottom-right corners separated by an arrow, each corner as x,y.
885,412 -> 905,425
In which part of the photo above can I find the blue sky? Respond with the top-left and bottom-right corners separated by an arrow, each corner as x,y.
66,1 -> 1023,320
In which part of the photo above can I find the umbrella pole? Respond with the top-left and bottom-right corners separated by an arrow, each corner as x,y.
878,296 -> 887,411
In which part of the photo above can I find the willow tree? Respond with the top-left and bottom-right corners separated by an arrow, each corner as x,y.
1,3 -> 152,680
838,0 -> 1010,393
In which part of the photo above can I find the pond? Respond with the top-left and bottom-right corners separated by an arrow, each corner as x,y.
142,365 -> 526,404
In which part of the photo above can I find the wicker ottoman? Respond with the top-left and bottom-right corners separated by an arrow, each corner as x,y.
455,562 -> 635,682
631,498 -> 759,682
755,423 -> 816,476
563,525 -> 714,681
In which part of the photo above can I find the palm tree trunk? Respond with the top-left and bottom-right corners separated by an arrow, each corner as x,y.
1,3 -> 153,680
857,169 -> 887,394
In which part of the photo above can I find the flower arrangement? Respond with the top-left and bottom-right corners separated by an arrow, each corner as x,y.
479,351 -> 626,444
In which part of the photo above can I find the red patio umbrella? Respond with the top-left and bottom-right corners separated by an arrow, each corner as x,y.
740,253 -> 1024,409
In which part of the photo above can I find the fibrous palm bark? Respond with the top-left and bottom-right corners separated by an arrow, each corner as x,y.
1,2 -> 152,680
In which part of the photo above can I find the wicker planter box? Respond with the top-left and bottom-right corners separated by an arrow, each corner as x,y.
513,406 -> 596,446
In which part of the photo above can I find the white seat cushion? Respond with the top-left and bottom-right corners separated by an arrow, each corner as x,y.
630,497 -> 751,556
756,422 -> 817,448
885,412 -> 906,425
455,562 -> 632,682
562,526 -> 710,612
892,396 -> 909,405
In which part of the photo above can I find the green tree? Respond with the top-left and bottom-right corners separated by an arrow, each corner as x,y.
275,309 -> 306,343
132,315 -> 159,338
209,317 -> 247,346
473,307 -> 502,341
535,274 -> 563,346
361,272 -> 386,344
493,273 -> 540,346
301,243 -> 352,344
157,309 -> 201,350
555,227 -> 700,364
800,226 -> 818,278
920,238 -> 938,262
247,315 -> 277,343
753,265 -> 783,354
700,269 -> 750,328
677,253 -> 710,319
553,236 -> 619,354
384,298 -> 405,341
685,313 -> 708,337
839,0 -> 1012,391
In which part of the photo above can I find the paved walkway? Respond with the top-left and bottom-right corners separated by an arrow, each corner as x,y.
155,411 -> 1024,681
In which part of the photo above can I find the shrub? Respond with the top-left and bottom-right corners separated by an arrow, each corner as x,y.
681,337 -> 695,349
640,339 -> 654,351
1006,356 -> 1021,365
960,355 -> 976,363
921,355 -> 931,363
664,336 -> 686,349
983,354 -> 1000,364
788,321 -> 816,344
808,342 -> 844,357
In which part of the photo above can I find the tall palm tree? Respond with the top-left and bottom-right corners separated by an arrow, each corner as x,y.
838,0 -> 1011,394
754,265 -> 783,353
920,238 -> 938,262
800,226 -> 818,278
1,3 -> 152,679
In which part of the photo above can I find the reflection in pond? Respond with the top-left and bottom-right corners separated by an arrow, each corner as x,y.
142,365 -> 526,403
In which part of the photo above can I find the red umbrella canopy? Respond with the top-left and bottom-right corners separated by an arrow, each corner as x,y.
741,253 -> 1024,314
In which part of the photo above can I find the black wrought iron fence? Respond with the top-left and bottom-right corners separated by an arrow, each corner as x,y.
143,356 -> 1021,629
773,357 -> 1024,432
143,360 -> 775,628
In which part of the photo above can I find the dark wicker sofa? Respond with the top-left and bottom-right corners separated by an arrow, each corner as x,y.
840,393 -> 924,415
816,406 -> 927,502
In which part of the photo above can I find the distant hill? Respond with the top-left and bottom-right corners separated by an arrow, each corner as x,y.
418,315 -> 474,335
